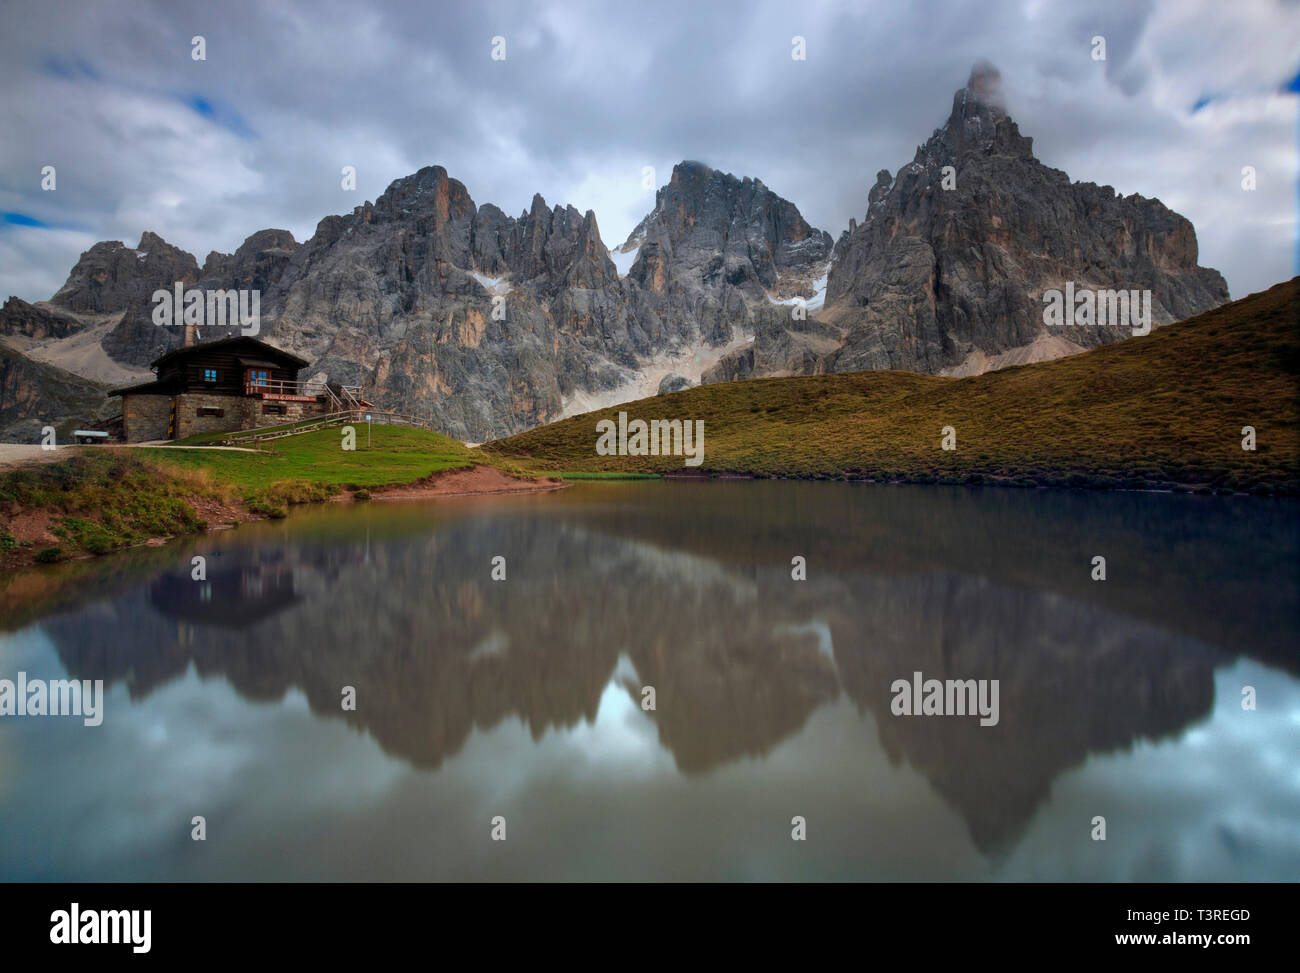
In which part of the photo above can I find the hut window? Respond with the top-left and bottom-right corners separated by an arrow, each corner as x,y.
203,368 -> 218,382
197,407 -> 224,418
248,369 -> 269,387
262,404 -> 286,415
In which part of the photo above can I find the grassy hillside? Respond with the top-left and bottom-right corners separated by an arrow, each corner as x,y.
0,453 -> 219,562
483,278 -> 1300,493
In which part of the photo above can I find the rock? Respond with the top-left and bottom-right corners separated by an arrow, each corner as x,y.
701,345 -> 754,385
44,231 -> 204,368
0,297 -> 84,341
200,229 -> 298,293
51,232 -> 199,316
658,373 -> 693,395
625,160 -> 833,301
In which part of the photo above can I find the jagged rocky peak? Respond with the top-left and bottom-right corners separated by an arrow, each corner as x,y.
48,232 -> 199,315
859,61 -> 1029,224
625,159 -> 832,299
511,195 -> 615,287
236,228 -> 297,256
374,164 -> 476,224
466,191 -> 615,289
936,59 -> 1033,160
14,107 -> 1236,446
201,229 -> 298,287
558,208 -> 618,289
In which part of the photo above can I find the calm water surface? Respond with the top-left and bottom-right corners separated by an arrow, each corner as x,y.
1,481 -> 1297,880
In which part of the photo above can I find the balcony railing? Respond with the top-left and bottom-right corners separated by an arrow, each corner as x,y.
245,379 -> 364,408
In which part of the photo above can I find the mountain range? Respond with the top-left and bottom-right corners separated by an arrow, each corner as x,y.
0,62 -> 1230,443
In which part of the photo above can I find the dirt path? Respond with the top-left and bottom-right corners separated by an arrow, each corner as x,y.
0,442 -> 266,472
126,443 -> 265,452
345,465 -> 566,501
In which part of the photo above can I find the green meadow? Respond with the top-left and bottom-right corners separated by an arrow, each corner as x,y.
151,425 -> 478,493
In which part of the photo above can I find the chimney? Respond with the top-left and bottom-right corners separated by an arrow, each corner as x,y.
184,324 -> 196,347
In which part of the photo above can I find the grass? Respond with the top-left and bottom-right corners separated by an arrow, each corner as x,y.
483,278 -> 1300,493
142,425 -> 478,494
0,425 -> 482,566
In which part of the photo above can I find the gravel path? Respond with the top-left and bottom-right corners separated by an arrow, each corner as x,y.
0,444 -> 76,471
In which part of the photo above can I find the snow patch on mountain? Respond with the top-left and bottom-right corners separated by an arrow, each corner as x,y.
559,328 -> 753,419
469,271 -> 513,295
608,245 -> 640,278
766,258 -> 833,310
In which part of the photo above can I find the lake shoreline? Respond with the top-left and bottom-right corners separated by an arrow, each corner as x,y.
0,458 -> 564,575
3,441 -> 1294,580
658,468 -> 1286,497
333,464 -> 568,502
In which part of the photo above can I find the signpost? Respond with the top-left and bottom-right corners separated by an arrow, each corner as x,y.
366,414 -> 372,449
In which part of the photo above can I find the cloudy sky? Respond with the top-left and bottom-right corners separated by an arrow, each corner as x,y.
1,0 -> 1297,302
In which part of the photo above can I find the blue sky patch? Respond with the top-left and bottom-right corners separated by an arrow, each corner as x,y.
41,54 -> 100,81
181,93 -> 255,139
2,212 -> 51,228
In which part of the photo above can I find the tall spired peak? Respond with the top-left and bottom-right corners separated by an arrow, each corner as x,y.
950,59 -> 1008,123
933,60 -> 1032,160
966,59 -> 1005,108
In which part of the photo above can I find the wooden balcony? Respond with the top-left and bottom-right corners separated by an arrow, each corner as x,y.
245,379 -> 364,408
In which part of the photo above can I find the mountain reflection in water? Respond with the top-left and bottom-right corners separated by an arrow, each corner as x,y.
2,482 -> 1296,880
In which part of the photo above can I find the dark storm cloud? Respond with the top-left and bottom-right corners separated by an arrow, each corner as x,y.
0,0 -> 1296,301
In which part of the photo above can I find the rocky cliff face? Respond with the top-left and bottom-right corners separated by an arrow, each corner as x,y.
256,167 -> 646,438
625,160 -> 832,303
0,344 -> 113,442
723,62 -> 1229,382
50,231 -> 200,315
15,161 -> 830,441
594,161 -> 835,409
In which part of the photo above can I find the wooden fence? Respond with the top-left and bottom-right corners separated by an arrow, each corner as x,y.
215,409 -> 437,445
